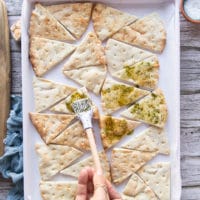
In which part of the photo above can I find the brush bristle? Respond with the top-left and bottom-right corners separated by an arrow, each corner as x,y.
72,98 -> 92,113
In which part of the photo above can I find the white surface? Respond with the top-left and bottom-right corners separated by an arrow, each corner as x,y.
22,0 -> 181,199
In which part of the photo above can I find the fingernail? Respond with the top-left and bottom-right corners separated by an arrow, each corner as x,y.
97,169 -> 103,176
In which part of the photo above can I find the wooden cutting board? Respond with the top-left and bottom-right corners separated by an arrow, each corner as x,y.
0,0 -> 11,156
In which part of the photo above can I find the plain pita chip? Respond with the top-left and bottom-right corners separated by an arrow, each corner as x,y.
63,65 -> 107,95
101,78 -> 150,114
121,88 -> 168,128
138,162 -> 170,200
35,143 -> 83,180
61,151 -> 111,180
105,39 -> 155,74
40,181 -> 77,200
92,3 -> 137,41
29,112 -> 75,144
29,3 -> 75,41
111,148 -> 157,184
63,32 -> 106,70
122,126 -> 170,155
112,13 -> 166,53
29,37 -> 76,77
33,77 -> 76,112
46,3 -> 92,39
100,115 -> 141,149
50,87 -> 99,119
50,121 -> 90,151
123,173 -> 158,199
113,56 -> 159,90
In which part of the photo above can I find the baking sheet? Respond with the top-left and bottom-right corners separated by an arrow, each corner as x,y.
22,0 -> 181,199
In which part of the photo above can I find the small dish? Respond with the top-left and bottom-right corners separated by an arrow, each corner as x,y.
180,0 -> 200,24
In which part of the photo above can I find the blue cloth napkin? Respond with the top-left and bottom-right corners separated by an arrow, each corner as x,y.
0,95 -> 23,200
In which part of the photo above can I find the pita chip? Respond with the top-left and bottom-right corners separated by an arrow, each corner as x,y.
35,143 -> 83,180
29,3 -> 75,41
100,115 -> 141,149
61,151 -> 111,180
121,89 -> 168,128
33,77 -> 76,112
111,148 -> 157,184
138,162 -> 170,200
46,3 -> 92,39
92,3 -> 137,41
105,39 -> 155,74
101,78 -> 150,114
30,37 -> 76,77
122,126 -> 170,155
63,32 -> 106,70
50,121 -> 90,151
29,112 -> 75,144
63,65 -> 107,95
40,181 -> 77,200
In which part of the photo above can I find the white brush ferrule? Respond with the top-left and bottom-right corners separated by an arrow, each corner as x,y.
78,111 -> 93,130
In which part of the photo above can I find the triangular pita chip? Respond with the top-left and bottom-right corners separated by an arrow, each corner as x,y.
33,77 -> 76,112
121,88 -> 168,128
63,65 -> 106,94
138,162 -> 170,200
113,56 -> 159,90
122,126 -> 170,155
35,143 -> 83,180
105,39 -> 155,74
50,121 -> 89,151
101,78 -> 150,114
29,37 -> 76,77
92,3 -> 137,41
40,181 -> 77,200
46,3 -> 92,39
61,152 -> 111,180
123,173 -> 158,199
100,115 -> 141,149
63,32 -> 106,70
29,112 -> 75,144
111,148 -> 157,184
50,87 -> 99,119
29,3 -> 75,41
112,13 -> 166,53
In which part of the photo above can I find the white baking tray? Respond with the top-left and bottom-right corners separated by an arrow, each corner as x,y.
22,0 -> 181,199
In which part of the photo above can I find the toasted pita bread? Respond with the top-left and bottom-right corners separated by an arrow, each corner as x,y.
121,89 -> 168,128
101,78 -> 150,114
35,143 -> 83,180
63,32 -> 106,70
112,13 -> 166,53
50,121 -> 89,151
105,39 -> 155,74
122,126 -> 170,155
29,3 -> 75,41
61,152 -> 111,180
111,148 -> 157,184
113,56 -> 159,90
100,115 -> 141,149
29,37 -> 76,77
33,77 -> 76,112
92,3 -> 137,41
123,173 -> 158,199
63,65 -> 106,95
138,162 -> 170,200
29,113 -> 75,144
50,87 -> 99,119
40,181 -> 77,200
46,3 -> 92,39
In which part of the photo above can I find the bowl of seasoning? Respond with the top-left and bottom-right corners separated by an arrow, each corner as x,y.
181,0 -> 200,24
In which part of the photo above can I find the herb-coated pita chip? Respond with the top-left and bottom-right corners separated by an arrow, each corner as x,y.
121,88 -> 168,128
29,3 -> 75,41
30,37 -> 76,77
92,3 -> 137,41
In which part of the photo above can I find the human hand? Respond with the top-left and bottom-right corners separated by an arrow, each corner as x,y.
75,167 -> 121,200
